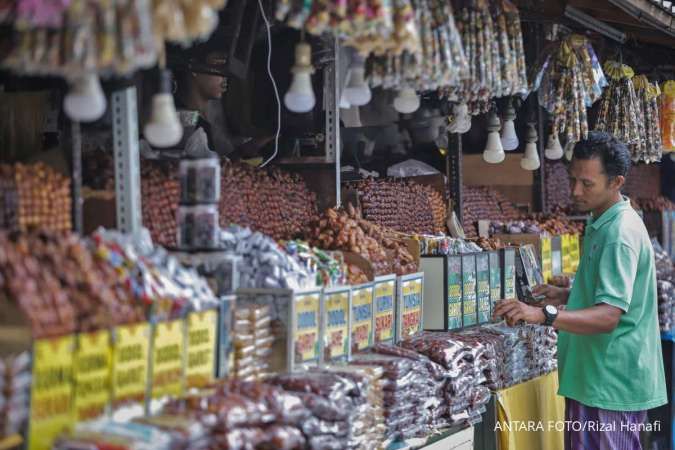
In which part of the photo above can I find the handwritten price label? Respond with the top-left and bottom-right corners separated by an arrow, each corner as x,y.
294,293 -> 320,363
324,291 -> 350,361
29,335 -> 75,450
374,280 -> 395,343
351,286 -> 373,351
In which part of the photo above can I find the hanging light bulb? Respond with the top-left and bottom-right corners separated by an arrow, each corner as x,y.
564,141 -> 575,161
500,99 -> 519,151
520,123 -> 540,170
394,88 -> 421,114
63,73 -> 107,122
483,110 -> 505,164
144,69 -> 183,148
343,55 -> 371,106
284,42 -> 316,113
339,73 -> 351,110
339,95 -> 351,109
544,131 -> 564,160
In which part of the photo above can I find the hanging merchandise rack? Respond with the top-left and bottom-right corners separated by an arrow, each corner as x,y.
530,34 -> 607,149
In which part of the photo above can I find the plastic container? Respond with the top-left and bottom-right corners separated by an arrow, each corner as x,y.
179,158 -> 221,204
177,204 -> 219,249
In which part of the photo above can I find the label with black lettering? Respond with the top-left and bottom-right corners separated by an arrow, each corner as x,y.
73,330 -> 111,421
28,335 -> 75,450
151,320 -> 185,399
185,310 -> 217,389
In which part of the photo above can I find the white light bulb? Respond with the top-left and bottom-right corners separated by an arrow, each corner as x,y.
521,141 -> 541,170
500,119 -> 519,151
339,92 -> 351,109
284,72 -> 316,113
284,42 -> 316,113
544,133 -> 564,160
483,131 -> 505,163
394,88 -> 420,114
144,93 -> 183,148
63,74 -> 107,122
343,67 -> 371,106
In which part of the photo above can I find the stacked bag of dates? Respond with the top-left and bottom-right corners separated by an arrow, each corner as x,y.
519,324 -> 558,378
545,161 -> 572,210
308,206 -> 418,276
0,353 -> 31,442
400,332 -> 491,427
351,344 -> 448,439
654,240 -> 674,331
272,368 -> 385,449
351,178 -> 447,234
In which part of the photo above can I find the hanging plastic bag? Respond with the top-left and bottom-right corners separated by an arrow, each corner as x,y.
660,80 -> 675,152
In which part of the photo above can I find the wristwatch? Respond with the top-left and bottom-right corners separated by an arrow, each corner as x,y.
542,304 -> 558,326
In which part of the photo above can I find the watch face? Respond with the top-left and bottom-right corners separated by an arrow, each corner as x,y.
545,304 -> 557,315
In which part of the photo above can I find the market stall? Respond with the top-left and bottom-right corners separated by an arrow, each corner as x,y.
0,0 -> 673,449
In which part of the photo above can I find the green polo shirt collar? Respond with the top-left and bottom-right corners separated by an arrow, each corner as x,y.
588,196 -> 631,231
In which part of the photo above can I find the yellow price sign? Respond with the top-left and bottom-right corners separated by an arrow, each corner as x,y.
562,234 -> 572,273
73,330 -> 112,422
294,293 -> 321,363
374,280 -> 395,343
351,286 -> 373,352
323,291 -> 350,361
28,335 -> 75,450
185,310 -> 217,389
541,237 -> 553,283
151,320 -> 185,399
112,323 -> 149,407
401,278 -> 423,337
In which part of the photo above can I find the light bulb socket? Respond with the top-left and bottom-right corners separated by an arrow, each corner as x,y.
292,42 -> 314,74
158,68 -> 173,94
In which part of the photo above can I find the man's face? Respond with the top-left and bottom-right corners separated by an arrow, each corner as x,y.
568,157 -> 617,213
194,52 -> 228,100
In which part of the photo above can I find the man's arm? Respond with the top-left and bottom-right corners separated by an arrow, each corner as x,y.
493,299 -> 623,335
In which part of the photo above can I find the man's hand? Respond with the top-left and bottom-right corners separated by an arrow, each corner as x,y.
532,284 -> 570,306
493,299 -> 545,327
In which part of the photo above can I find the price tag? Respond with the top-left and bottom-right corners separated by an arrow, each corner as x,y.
294,293 -> 320,364
503,249 -> 516,299
400,278 -> 423,338
185,310 -> 217,389
28,335 -> 75,450
374,280 -> 395,343
476,254 -> 490,324
489,252 -> 502,316
73,330 -> 111,421
570,235 -> 580,272
323,290 -> 350,362
562,234 -> 572,273
462,255 -> 477,326
351,286 -> 374,352
541,237 -> 553,283
112,323 -> 149,407
447,256 -> 462,330
150,320 -> 185,399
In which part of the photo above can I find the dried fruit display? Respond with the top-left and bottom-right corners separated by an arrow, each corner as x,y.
350,178 -> 446,234
307,206 -> 418,276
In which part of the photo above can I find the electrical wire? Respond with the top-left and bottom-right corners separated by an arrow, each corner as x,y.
258,0 -> 281,168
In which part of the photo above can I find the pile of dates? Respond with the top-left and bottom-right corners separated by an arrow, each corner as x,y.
307,205 -> 418,276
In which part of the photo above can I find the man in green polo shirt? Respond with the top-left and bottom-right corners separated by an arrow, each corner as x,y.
494,131 -> 667,449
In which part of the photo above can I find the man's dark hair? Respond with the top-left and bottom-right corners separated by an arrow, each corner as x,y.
572,131 -> 632,179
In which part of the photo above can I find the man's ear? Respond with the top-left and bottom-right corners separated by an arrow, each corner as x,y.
610,175 -> 625,191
